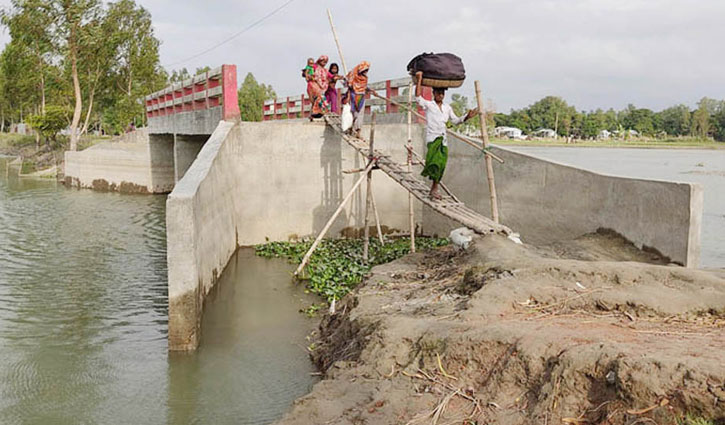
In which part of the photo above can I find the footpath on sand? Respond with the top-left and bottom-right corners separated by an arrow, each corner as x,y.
277,232 -> 725,425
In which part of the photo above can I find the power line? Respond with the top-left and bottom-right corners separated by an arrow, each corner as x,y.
164,0 -> 298,68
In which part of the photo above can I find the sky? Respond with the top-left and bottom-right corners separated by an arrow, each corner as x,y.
0,0 -> 723,112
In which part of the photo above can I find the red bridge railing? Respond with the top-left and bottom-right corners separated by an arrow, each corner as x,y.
262,77 -> 432,121
145,64 -> 239,121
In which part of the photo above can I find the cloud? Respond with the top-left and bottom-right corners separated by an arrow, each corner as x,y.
0,0 -> 723,112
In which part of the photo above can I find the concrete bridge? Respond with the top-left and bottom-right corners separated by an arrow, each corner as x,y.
65,65 -> 239,193
64,64 -> 703,352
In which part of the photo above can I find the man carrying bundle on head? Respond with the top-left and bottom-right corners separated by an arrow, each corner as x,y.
414,71 -> 477,200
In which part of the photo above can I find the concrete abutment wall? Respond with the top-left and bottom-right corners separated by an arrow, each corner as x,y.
165,120 -> 702,351
64,130 -> 211,194
165,120 -> 426,350
423,144 -> 702,267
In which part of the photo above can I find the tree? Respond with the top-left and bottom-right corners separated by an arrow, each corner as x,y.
580,109 -> 609,139
690,98 -> 712,138
100,0 -> 165,130
712,103 -> 725,142
1,0 -> 55,114
620,104 -> 655,136
0,40 -> 37,124
26,105 -> 68,147
238,72 -> 275,122
658,105 -> 691,137
168,68 -> 190,83
76,8 -> 113,135
526,96 -> 576,136
36,0 -> 102,150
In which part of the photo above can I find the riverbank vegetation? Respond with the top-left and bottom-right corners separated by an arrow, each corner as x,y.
491,135 -> 725,149
450,95 -> 725,143
0,0 -> 169,149
255,237 -> 448,303
0,131 -> 107,173
0,0 -> 276,149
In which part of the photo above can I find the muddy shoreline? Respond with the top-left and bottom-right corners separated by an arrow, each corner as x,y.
277,233 -> 725,424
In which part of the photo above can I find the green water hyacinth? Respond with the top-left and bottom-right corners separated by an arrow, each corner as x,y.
255,237 -> 449,303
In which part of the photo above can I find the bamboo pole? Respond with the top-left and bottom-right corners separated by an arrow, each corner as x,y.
294,159 -> 376,276
368,91 -> 504,164
326,8 -> 383,245
474,80 -> 500,223
368,115 -> 384,245
406,82 -> 415,253
362,113 -> 376,261
370,182 -> 384,244
355,151 -> 385,245
326,9 -> 348,75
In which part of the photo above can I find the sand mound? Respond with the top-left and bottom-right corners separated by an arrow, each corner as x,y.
277,233 -> 725,425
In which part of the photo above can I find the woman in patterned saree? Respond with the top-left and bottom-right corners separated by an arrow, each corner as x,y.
308,55 -> 330,119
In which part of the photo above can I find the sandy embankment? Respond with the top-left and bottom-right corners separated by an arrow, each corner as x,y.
278,232 -> 725,425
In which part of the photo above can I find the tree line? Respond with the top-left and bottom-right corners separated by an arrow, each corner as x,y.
470,96 -> 725,141
2,1 -> 721,149
0,0 -> 169,150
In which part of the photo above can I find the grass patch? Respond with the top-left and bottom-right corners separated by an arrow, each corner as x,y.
20,160 -> 36,174
491,136 -> 725,149
0,133 -> 36,148
255,237 -> 449,302
678,415 -> 715,425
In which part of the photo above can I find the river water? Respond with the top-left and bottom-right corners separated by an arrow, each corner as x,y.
0,157 -> 318,424
508,147 -> 725,269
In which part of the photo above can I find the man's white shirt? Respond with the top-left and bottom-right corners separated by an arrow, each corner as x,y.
416,96 -> 465,146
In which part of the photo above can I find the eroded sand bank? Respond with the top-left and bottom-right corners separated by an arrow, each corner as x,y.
277,232 -> 725,424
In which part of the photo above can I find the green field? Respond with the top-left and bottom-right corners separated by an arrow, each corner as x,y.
491,136 -> 725,149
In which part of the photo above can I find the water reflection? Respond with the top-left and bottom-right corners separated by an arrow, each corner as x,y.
167,249 -> 319,424
0,159 -> 317,424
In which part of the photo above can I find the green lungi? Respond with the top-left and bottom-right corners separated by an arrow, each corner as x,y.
421,136 -> 448,183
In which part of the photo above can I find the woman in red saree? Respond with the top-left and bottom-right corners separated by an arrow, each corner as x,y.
308,55 -> 330,119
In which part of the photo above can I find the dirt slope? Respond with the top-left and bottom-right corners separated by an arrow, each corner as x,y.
277,233 -> 725,425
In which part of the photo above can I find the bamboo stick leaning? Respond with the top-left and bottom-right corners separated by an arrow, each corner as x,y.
406,82 -> 416,253
294,160 -> 376,276
474,80 -> 500,223
327,9 -> 384,245
363,113 -> 376,260
369,184 -> 385,245
326,9 -> 348,75
355,148 -> 385,245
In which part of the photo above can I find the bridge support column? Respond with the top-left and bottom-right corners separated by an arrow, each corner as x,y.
148,134 -> 175,193
173,134 -> 207,183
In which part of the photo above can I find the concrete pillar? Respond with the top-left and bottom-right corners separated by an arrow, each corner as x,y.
148,134 -> 175,193
173,134 -> 207,183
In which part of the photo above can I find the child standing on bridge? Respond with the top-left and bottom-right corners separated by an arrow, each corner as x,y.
415,71 -> 477,200
325,63 -> 343,114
